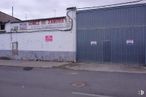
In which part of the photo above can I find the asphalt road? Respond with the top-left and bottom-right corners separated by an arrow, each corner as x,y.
0,66 -> 145,97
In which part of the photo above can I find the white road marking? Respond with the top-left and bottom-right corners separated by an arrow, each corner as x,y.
138,90 -> 144,95
72,92 -> 114,97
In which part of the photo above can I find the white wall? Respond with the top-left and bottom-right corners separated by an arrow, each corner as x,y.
1,8 -> 76,53
0,34 -> 11,50
10,31 -> 75,52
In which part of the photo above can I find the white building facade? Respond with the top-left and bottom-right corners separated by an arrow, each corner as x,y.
0,7 -> 76,62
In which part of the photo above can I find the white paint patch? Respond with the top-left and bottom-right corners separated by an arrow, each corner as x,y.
71,72 -> 78,75
72,92 -> 114,97
126,40 -> 134,44
22,85 -> 25,88
91,41 -> 97,46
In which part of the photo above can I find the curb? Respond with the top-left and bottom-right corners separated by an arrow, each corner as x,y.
64,64 -> 146,74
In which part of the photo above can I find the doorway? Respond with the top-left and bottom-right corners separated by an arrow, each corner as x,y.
103,40 -> 111,62
12,42 -> 18,55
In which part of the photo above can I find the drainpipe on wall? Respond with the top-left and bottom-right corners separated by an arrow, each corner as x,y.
66,7 -> 77,62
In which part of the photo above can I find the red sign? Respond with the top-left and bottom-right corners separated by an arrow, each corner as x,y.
45,35 -> 53,42
48,18 -> 65,24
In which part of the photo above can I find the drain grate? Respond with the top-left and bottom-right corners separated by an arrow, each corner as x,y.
71,81 -> 86,88
23,67 -> 33,71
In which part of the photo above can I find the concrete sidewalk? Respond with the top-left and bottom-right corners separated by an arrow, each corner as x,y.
65,63 -> 146,74
0,59 -> 146,73
0,60 -> 68,68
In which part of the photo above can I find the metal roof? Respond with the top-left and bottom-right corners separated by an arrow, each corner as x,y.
11,16 -> 66,23
77,1 -> 146,12
0,11 -> 20,23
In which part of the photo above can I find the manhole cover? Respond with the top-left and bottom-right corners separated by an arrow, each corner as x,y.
71,81 -> 86,88
23,67 -> 33,71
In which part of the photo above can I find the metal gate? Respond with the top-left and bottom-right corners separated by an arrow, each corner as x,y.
76,4 -> 146,64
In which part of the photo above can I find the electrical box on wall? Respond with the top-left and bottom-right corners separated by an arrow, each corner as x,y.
12,42 -> 18,55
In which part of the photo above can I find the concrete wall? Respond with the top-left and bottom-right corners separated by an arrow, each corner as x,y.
0,8 -> 76,62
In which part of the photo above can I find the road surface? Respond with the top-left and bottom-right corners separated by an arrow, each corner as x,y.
0,66 -> 145,97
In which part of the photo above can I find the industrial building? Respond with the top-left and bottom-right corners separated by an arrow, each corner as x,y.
0,3 -> 146,65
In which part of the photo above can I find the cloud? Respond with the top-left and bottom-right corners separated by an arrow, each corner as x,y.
0,0 -> 145,20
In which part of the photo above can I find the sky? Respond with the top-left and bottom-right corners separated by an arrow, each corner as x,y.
0,0 -> 145,20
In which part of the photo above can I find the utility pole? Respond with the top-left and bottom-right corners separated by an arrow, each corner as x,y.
12,6 -> 14,17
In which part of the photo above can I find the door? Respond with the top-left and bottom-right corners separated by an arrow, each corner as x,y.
12,42 -> 18,55
103,40 -> 111,62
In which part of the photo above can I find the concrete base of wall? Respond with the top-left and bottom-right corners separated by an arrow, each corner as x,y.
0,50 -> 76,62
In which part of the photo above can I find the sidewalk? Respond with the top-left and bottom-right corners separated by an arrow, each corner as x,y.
0,59 -> 146,73
65,63 -> 146,74
0,60 -> 68,68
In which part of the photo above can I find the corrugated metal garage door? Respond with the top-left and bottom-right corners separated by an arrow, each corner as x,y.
76,4 -> 146,64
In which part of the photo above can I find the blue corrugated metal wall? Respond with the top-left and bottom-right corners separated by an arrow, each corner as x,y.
77,4 -> 146,64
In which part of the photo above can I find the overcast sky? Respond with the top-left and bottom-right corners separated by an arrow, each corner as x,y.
0,0 -> 145,20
